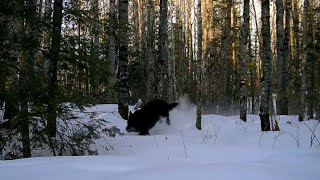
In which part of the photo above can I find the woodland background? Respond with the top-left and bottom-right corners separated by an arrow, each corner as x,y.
0,0 -> 319,158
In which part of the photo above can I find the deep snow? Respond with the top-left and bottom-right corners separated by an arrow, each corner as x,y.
1,99 -> 320,180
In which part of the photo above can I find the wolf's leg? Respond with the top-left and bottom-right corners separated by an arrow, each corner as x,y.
139,129 -> 150,136
166,115 -> 170,125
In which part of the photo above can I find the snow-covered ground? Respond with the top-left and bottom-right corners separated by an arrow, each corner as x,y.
1,100 -> 320,180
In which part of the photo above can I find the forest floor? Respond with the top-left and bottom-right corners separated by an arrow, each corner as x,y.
1,99 -> 320,180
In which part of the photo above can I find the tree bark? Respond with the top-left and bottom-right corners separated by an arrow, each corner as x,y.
196,0 -> 202,130
276,0 -> 286,115
92,0 -> 100,98
291,0 -> 301,114
223,0 -> 232,110
299,0 -> 308,121
147,0 -> 157,100
240,0 -> 250,122
109,0 -> 116,72
158,0 -> 169,101
305,0 -> 315,119
280,0 -> 290,115
47,0 -> 63,138
17,0 -> 40,157
118,0 -> 130,120
260,0 -> 271,131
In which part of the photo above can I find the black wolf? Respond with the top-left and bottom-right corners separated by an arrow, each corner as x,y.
126,99 -> 178,135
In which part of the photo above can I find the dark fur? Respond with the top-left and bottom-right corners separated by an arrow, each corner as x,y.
126,99 -> 178,135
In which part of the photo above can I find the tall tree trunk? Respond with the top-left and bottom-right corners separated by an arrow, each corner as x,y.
315,9 -> 320,120
107,0 -> 116,102
158,0 -> 169,101
18,51 -> 31,158
240,0 -> 250,121
147,0 -> 157,100
109,0 -> 116,72
260,0 -> 272,131
118,0 -> 130,120
92,0 -> 100,98
168,0 -> 176,103
276,0 -> 285,115
291,0 -> 301,114
280,0 -> 290,115
196,0 -> 202,130
223,0 -> 232,110
47,0 -> 63,138
18,0 -> 40,157
305,0 -> 315,119
251,0 -> 260,114
299,0 -> 308,121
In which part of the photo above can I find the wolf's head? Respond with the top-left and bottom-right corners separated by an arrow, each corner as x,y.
126,111 -> 139,132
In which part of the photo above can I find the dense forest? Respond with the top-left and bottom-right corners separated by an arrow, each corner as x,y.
0,0 -> 319,158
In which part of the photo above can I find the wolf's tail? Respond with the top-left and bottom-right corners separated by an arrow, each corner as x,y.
168,103 -> 178,111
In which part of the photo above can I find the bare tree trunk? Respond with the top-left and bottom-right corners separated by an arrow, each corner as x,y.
107,0 -> 116,102
240,0 -> 250,121
18,50 -> 31,158
299,0 -> 308,121
260,0 -> 272,131
280,0 -> 290,115
18,0 -> 40,157
305,0 -> 315,119
147,0 -> 157,100
251,0 -> 260,114
47,0 -> 63,138
109,0 -> 116,72
118,0 -> 130,120
291,0 -> 301,114
196,0 -> 202,130
158,0 -> 169,101
276,0 -> 285,115
223,0 -> 232,110
92,0 -> 100,98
